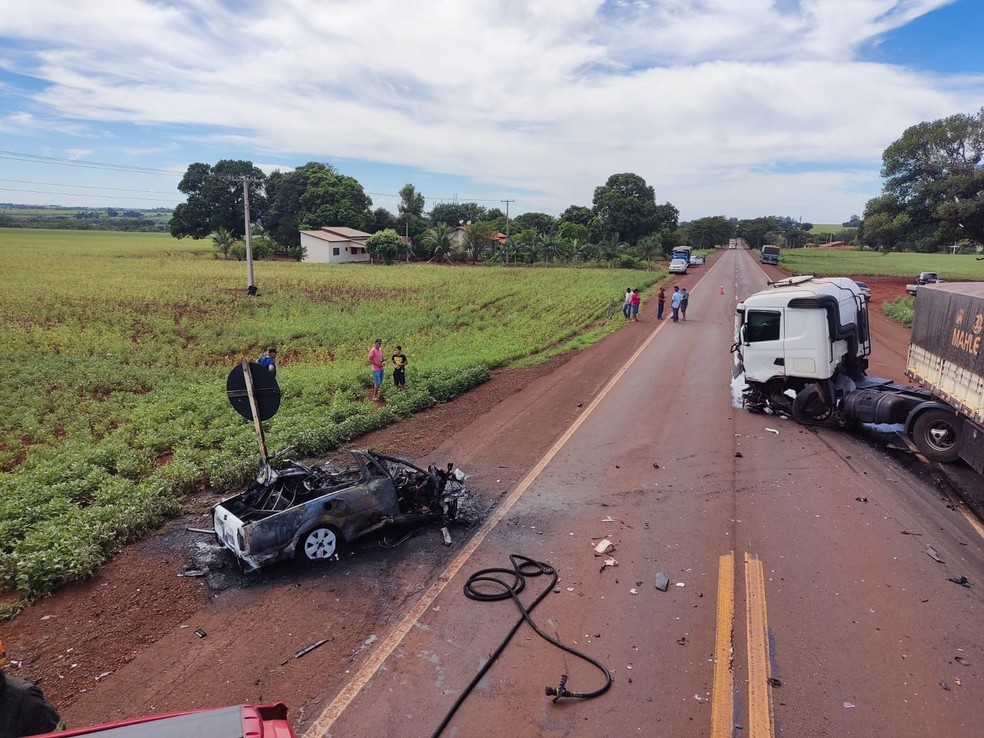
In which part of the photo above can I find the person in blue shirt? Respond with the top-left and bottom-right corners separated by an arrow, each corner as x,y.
258,346 -> 277,374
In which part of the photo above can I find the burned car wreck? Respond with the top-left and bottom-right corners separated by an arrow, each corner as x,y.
213,449 -> 468,572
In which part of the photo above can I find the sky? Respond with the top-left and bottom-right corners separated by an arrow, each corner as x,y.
1,0 -> 982,224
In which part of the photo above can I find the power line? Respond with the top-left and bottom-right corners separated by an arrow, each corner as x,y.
0,186 -> 182,203
0,150 -> 180,176
0,178 -> 179,195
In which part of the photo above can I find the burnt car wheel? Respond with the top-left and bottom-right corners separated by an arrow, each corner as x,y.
300,526 -> 343,561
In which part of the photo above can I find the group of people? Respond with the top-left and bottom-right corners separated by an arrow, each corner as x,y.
368,338 -> 407,401
255,340 -> 408,403
625,285 -> 689,322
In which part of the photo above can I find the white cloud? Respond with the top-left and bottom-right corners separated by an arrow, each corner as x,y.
0,0 -> 978,219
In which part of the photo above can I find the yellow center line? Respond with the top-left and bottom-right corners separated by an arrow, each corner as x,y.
744,552 -> 775,738
710,552 -> 735,738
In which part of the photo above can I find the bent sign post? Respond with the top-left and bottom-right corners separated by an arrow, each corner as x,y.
226,360 -> 281,466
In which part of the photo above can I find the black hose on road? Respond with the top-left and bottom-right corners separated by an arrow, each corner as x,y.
431,554 -> 613,737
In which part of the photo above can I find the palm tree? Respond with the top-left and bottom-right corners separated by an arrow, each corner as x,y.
212,227 -> 236,259
422,223 -> 454,263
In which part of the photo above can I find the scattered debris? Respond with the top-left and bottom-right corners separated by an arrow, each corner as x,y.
294,638 -> 328,659
901,530 -> 922,536
441,527 -> 452,546
195,629 -> 207,638
939,680 -> 951,692
735,452 -> 743,458
947,576 -> 971,588
676,636 -> 687,645
652,462 -> 660,469
955,656 -> 971,666
843,701 -> 855,709
178,569 -> 207,578
675,582 -> 685,588
855,497 -> 868,503
186,527 -> 214,534
577,402 -> 583,407
602,515 -> 614,523
765,428 -> 780,435
654,572 -> 669,591
629,588 -> 639,595
599,557 -> 618,573
594,539 -> 615,556
95,671 -> 111,681
767,676 -> 782,687
926,547 -> 944,564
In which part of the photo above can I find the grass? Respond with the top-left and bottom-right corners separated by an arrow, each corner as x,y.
0,228 -> 663,598
882,296 -> 915,328
779,250 -> 984,280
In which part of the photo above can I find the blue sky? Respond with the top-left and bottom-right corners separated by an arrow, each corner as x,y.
1,0 -> 982,224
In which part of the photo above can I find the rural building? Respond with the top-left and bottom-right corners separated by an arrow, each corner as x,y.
299,226 -> 372,263
449,225 -> 509,249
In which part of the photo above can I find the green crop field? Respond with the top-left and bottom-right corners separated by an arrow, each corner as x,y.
0,229 -> 662,601
779,249 -> 984,280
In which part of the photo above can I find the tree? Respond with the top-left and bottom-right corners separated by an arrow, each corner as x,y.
463,222 -> 497,263
511,212 -> 556,235
264,162 -> 374,251
212,227 -> 236,259
429,202 -> 487,227
592,173 -> 668,245
366,229 -> 404,264
871,107 -> 984,248
398,184 -> 425,220
370,207 -> 398,233
684,215 -> 732,248
559,205 -> 593,227
737,217 -> 779,247
421,223 -> 455,262
860,195 -> 911,252
170,160 -> 266,240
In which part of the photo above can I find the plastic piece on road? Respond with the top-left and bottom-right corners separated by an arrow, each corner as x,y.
947,576 -> 971,588
654,572 -> 669,591
926,546 -> 944,563
843,702 -> 855,709
594,539 -> 615,555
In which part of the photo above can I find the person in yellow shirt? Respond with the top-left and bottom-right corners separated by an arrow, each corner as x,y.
391,345 -> 408,389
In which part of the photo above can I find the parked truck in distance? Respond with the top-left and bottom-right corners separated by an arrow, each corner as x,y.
760,245 -> 780,265
732,276 -> 984,475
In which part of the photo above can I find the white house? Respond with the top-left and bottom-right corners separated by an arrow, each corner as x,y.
299,226 -> 372,263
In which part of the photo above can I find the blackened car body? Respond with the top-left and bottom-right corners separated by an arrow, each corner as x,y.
213,450 -> 467,572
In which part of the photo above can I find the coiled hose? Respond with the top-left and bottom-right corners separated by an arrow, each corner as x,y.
431,554 -> 612,737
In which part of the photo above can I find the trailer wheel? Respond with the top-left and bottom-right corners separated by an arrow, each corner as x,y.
912,409 -> 961,463
299,526 -> 343,561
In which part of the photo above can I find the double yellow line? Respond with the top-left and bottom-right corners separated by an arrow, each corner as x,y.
710,552 -> 776,738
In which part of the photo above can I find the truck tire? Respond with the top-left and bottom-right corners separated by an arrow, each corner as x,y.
911,409 -> 961,463
299,526 -> 343,561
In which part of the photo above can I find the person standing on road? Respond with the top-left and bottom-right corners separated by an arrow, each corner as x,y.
630,288 -> 641,321
257,346 -> 277,375
670,286 -> 683,322
680,288 -> 689,321
391,345 -> 408,389
656,286 -> 666,320
368,338 -> 385,401
622,288 -> 632,319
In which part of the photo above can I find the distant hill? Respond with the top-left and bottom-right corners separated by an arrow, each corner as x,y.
0,204 -> 173,232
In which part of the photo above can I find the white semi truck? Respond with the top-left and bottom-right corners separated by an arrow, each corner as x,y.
732,275 -> 984,475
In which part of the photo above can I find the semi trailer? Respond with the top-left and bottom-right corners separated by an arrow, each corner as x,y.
732,276 -> 984,475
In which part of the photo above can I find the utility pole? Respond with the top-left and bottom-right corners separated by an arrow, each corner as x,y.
238,176 -> 261,295
501,199 -> 514,266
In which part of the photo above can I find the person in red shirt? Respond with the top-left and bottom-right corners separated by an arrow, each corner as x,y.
630,288 -> 641,321
368,338 -> 385,401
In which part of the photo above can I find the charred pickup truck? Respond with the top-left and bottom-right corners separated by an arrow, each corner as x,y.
213,449 -> 468,572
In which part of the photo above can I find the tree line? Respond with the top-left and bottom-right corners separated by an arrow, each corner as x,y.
39,104 -> 972,260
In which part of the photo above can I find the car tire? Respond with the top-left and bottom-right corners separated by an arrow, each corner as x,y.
299,526 -> 343,561
912,408 -> 961,463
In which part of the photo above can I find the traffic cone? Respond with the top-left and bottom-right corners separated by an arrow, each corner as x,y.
720,285 -> 724,295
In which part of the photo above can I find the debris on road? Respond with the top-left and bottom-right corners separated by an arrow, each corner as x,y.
294,638 -> 329,659
675,582 -> 685,588
629,588 -> 639,595
926,546 -> 944,564
186,527 -> 215,534
947,576 -> 971,588
654,572 -> 669,591
195,629 -> 207,638
939,680 -> 951,691
843,701 -> 855,709
955,656 -> 970,666
735,452 -> 743,458
594,539 -> 615,555
765,428 -> 780,435
601,515 -> 614,523
855,496 -> 868,503
599,557 -> 618,573
441,527 -> 452,546
179,569 -> 207,577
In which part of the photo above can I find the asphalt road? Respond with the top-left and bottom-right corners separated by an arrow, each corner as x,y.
310,249 -> 983,738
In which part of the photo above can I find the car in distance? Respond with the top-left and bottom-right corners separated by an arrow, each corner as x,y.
668,258 -> 688,274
